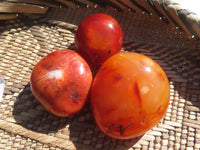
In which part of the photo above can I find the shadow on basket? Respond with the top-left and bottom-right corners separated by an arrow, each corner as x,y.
12,82 -> 143,150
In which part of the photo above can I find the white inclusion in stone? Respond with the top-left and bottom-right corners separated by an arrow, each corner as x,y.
79,64 -> 85,75
141,86 -> 150,95
47,70 -> 63,79
145,67 -> 151,72
108,23 -> 113,29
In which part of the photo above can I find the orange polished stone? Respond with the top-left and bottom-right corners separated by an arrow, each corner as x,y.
30,49 -> 93,117
75,13 -> 123,67
91,52 -> 170,139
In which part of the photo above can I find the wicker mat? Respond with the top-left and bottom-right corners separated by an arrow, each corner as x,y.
0,7 -> 200,150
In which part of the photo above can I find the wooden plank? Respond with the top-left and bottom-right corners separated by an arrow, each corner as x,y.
0,14 -> 18,20
40,18 -> 78,30
0,2 -> 48,14
183,121 -> 200,129
185,105 -> 200,112
6,0 -> 59,8
166,3 -> 191,35
110,0 -> 128,10
77,0 -> 96,7
119,0 -> 143,12
164,120 -> 182,128
183,119 -> 200,126
56,0 -> 77,8
0,119 -> 93,150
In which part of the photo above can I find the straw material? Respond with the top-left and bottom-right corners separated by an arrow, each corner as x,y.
0,3 -> 200,150
0,0 -> 200,39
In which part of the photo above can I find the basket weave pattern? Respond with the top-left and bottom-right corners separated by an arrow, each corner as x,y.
0,2 -> 200,150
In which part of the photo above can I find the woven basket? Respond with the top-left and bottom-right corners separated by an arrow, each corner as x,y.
0,1 -> 200,150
